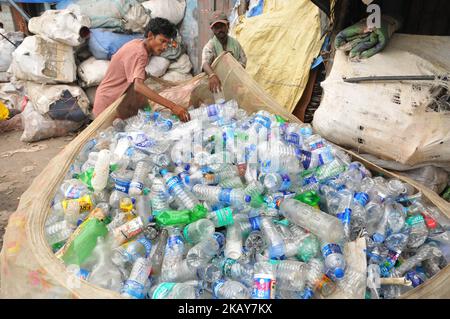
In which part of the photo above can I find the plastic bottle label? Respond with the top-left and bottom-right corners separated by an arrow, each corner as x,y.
137,237 -> 153,257
301,287 -> 314,299
64,185 -> 84,199
114,178 -> 131,194
318,148 -> 334,165
405,271 -> 424,288
167,235 -> 184,249
309,140 -> 325,151
254,114 -> 271,128
222,258 -> 237,277
213,232 -> 226,249
122,279 -> 145,299
183,226 -> 193,244
321,243 -> 342,258
207,105 -> 219,117
212,279 -> 225,298
380,249 -> 401,276
252,274 -> 276,299
280,174 -> 291,191
249,217 -> 261,231
406,215 -> 425,227
166,176 -> 182,195
219,188 -> 232,204
295,149 -> 312,169
354,192 -> 370,207
336,208 -> 352,226
130,181 -> 144,191
303,176 -> 318,186
129,258 -> 151,285
152,282 -> 176,299
114,217 -> 144,242
286,133 -> 300,146
215,207 -> 234,227
133,133 -> 156,149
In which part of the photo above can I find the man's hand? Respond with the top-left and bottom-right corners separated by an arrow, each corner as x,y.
209,74 -> 222,93
171,103 -> 190,122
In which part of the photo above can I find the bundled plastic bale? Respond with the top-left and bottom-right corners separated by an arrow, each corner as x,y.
0,82 -> 25,111
77,57 -> 110,88
142,0 -> 186,25
28,9 -> 91,47
145,56 -> 170,78
9,36 -> 77,84
25,82 -> 90,122
0,29 -> 24,72
59,0 -> 150,33
20,101 -> 84,143
167,53 -> 192,74
88,29 -> 143,60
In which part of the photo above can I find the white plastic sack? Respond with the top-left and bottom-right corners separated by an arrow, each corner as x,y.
142,0 -> 186,25
145,56 -> 170,77
161,70 -> 192,83
0,82 -> 25,111
9,36 -> 77,84
67,0 -> 150,33
77,57 -> 110,88
28,9 -> 91,47
313,34 -> 450,167
20,101 -> 83,143
399,166 -> 449,194
25,82 -> 90,117
0,29 -> 24,72
167,53 -> 192,74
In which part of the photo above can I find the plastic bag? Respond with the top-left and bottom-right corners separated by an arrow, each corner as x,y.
20,101 -> 84,142
88,29 -> 143,60
145,56 -> 170,78
9,36 -> 77,84
399,166 -> 449,194
28,9 -> 91,47
77,57 -> 110,88
142,0 -> 186,25
167,53 -> 192,74
0,29 -> 24,72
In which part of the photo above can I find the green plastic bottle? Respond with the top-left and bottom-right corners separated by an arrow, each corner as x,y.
75,167 -> 94,191
155,209 -> 191,226
294,191 -> 321,209
56,208 -> 108,265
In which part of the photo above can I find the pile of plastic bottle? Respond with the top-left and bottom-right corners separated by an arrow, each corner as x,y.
45,99 -> 450,299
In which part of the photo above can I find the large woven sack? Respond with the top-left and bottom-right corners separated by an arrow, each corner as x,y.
0,53 -> 449,298
313,34 -> 450,167
142,0 -> 186,25
88,29 -> 143,61
77,57 -> 110,88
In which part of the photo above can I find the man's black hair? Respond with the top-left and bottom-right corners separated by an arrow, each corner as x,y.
144,17 -> 177,39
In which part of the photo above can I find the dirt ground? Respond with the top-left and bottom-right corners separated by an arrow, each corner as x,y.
0,130 -> 76,249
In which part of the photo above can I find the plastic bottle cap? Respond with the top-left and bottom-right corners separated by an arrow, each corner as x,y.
185,175 -> 190,184
373,233 -> 385,244
334,268 -> 345,279
245,195 -> 252,203
160,169 -> 168,176
143,188 -> 150,196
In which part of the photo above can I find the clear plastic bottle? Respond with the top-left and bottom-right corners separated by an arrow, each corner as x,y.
320,240 -> 346,281
186,236 -> 222,270
161,169 -> 200,210
149,177 -> 170,214
335,189 -> 353,240
64,199 -> 81,227
192,185 -> 252,207
279,199 -> 345,244
225,223 -> 243,260
393,244 -> 443,277
150,228 -> 169,277
121,257 -> 152,299
405,209 -> 430,249
151,282 -> 197,299
372,204 -> 390,244
91,149 -> 111,192
259,216 -> 286,260
212,279 -> 251,299
129,161 -> 150,196
207,207 -> 234,227
259,173 -> 300,192
134,193 -> 152,225
183,219 -> 216,245
45,220 -> 75,246
112,237 -> 152,267
302,258 -> 331,299
160,227 -> 185,282
274,260 -> 307,291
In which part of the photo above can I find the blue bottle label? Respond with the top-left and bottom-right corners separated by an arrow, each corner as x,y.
295,149 -> 312,169
133,133 -> 156,149
280,174 -> 291,191
166,176 -> 182,195
167,235 -> 184,249
213,232 -> 226,249
137,237 -> 153,257
354,192 -> 370,207
207,105 -> 219,117
336,208 -> 352,226
286,133 -> 300,146
321,243 -> 342,258
114,178 -> 131,194
309,140 -> 325,151
405,271 -> 424,288
301,287 -> 314,299
222,258 -> 237,277
121,280 -> 145,299
252,274 -> 276,299
303,175 -> 318,186
130,181 -> 144,191
219,188 -> 232,204
254,114 -> 271,128
318,147 -> 334,165
249,216 -> 261,231
212,279 -> 225,298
